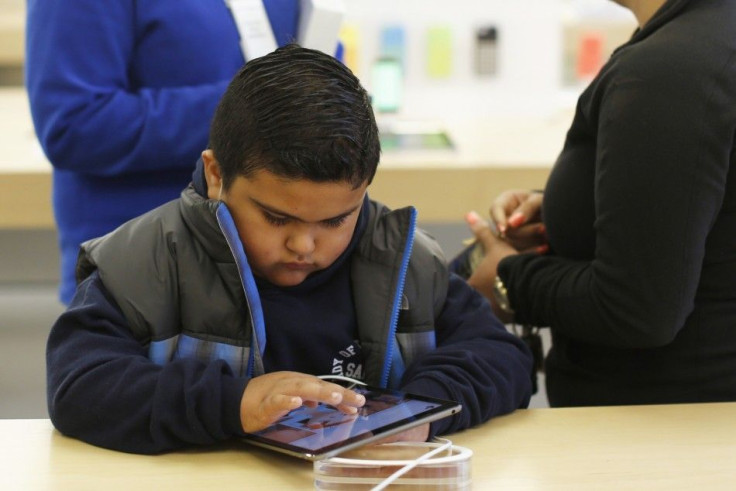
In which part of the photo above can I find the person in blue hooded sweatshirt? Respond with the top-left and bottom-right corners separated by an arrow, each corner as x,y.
46,45 -> 533,454
26,0 -> 332,304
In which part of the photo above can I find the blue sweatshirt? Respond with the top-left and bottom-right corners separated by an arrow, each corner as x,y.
46,166 -> 534,454
48,272 -> 533,454
26,0 -> 301,303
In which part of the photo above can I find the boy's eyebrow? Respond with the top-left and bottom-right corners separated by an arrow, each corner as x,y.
250,197 -> 362,223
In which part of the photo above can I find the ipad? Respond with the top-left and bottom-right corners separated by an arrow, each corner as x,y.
241,384 -> 461,461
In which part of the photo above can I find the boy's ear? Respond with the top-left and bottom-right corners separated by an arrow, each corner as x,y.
201,150 -> 223,200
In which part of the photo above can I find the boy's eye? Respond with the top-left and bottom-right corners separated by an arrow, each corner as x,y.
262,211 -> 348,228
322,216 -> 348,229
263,212 -> 289,226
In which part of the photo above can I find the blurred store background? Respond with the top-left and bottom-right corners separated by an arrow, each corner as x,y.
0,0 -> 635,417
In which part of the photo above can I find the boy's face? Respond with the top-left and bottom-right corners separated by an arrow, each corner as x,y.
202,150 -> 368,287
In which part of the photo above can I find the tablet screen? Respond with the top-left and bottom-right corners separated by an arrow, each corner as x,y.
241,385 -> 461,460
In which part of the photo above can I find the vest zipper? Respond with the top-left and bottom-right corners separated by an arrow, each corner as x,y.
216,204 -> 267,378
380,207 -> 417,387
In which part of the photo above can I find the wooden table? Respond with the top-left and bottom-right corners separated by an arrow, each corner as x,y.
2,403 -> 735,489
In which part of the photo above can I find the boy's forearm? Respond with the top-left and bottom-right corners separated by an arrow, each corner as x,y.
47,275 -> 248,454
401,337 -> 532,435
400,275 -> 533,435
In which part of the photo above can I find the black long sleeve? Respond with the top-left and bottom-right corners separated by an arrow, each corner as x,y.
401,274 -> 533,435
503,1 -> 735,349
499,0 -> 736,405
47,273 -> 249,454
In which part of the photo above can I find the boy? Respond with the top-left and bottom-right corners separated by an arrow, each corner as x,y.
47,45 -> 533,454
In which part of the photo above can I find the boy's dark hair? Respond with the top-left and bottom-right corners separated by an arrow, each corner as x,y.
209,44 -> 380,190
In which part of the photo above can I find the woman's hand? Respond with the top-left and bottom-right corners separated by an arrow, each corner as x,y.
490,189 -> 547,254
464,211 -> 518,321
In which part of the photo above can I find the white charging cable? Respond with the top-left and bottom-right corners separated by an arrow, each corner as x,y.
317,374 -> 455,490
317,374 -> 367,388
370,437 -> 453,491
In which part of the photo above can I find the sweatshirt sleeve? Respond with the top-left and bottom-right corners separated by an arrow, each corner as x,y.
400,274 -> 533,436
499,50 -> 733,350
47,273 -> 249,454
25,0 -> 235,177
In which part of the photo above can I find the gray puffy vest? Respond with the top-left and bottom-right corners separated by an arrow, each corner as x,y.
77,186 -> 448,388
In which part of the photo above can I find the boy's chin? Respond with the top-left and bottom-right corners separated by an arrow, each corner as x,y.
262,270 -> 312,287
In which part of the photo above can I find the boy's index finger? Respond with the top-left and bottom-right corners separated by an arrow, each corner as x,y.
322,385 -> 366,409
288,378 -> 365,409
340,388 -> 366,408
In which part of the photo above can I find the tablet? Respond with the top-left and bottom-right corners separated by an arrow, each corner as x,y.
241,384 -> 462,461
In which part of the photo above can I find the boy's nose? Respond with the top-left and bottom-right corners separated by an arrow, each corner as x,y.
286,230 -> 316,257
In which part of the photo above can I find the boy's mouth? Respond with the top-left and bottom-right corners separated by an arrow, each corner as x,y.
283,262 -> 314,271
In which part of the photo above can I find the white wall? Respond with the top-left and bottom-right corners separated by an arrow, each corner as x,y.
342,0 -> 635,120
3,0 -> 636,119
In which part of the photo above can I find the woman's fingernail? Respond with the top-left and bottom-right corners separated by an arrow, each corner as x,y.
489,221 -> 503,239
509,212 -> 525,228
466,210 -> 481,225
536,244 -> 549,254
537,224 -> 546,236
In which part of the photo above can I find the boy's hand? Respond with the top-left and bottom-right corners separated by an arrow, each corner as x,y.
239,371 -> 366,433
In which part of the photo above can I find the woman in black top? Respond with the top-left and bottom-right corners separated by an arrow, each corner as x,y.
462,0 -> 736,406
